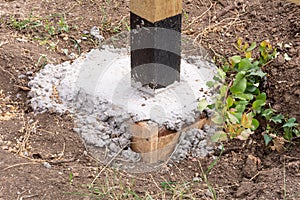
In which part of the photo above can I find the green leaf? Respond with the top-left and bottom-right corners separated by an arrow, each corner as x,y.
220,85 -> 228,97
233,93 -> 254,100
211,131 -> 228,142
222,65 -> 230,73
251,118 -> 260,130
217,68 -> 226,80
208,104 -> 215,109
227,112 -> 239,124
230,72 -> 247,94
212,113 -> 223,125
294,129 -> 300,136
246,42 -> 257,51
226,96 -> 234,107
235,104 -> 246,113
252,100 -> 266,113
282,118 -> 299,128
233,112 -> 243,122
283,127 -> 293,140
248,70 -> 267,78
238,58 -> 252,71
263,134 -> 273,146
213,76 -> 221,82
256,92 -> 267,101
206,81 -> 214,88
230,55 -> 241,65
198,99 -> 209,112
262,109 -> 274,120
270,114 -> 285,124
246,85 -> 258,93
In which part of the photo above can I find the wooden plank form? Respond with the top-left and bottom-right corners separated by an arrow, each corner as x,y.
130,118 -> 209,163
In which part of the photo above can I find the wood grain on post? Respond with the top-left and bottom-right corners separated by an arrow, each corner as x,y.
130,0 -> 182,23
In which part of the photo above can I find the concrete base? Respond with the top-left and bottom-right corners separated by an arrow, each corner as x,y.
28,33 -> 217,172
74,46 -> 215,128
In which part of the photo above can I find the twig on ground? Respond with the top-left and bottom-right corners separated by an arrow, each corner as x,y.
194,17 -> 242,43
20,194 -> 39,200
37,128 -> 56,135
0,66 -> 16,81
186,2 -> 214,30
57,142 -> 66,160
90,145 -> 127,186
0,41 -> 9,48
150,174 -> 164,193
249,172 -> 260,181
13,85 -> 31,91
3,162 -> 39,171
283,155 -> 300,161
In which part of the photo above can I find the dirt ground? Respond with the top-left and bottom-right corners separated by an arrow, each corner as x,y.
0,0 -> 299,199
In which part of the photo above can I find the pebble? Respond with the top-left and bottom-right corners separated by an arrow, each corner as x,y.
193,177 -> 201,182
43,162 -> 52,169
2,146 -> 9,150
18,74 -> 27,79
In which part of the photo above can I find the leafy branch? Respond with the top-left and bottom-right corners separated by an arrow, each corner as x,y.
200,39 -> 299,150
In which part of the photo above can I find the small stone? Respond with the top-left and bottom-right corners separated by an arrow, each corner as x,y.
121,148 -> 141,162
16,93 -> 22,99
2,146 -> 9,150
193,177 -> 201,182
109,142 -> 120,153
83,151 -> 88,156
205,189 -> 213,197
18,74 -> 27,79
43,162 -> 52,169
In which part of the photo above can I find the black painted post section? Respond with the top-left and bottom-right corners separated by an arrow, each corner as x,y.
130,8 -> 182,89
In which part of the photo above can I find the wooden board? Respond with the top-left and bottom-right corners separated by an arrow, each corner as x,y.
130,0 -> 182,23
130,118 -> 208,163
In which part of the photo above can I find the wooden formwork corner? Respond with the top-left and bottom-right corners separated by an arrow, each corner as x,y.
130,118 -> 209,163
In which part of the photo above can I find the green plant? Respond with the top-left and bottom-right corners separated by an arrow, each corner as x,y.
200,39 -> 299,148
69,172 -> 74,185
183,10 -> 189,24
36,54 -> 48,68
10,14 -> 43,31
198,145 -> 224,200
9,14 -> 69,37
262,109 -> 299,149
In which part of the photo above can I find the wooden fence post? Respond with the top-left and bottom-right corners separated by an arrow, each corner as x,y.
130,0 -> 183,89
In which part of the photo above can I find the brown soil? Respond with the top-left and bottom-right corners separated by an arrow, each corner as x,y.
0,0 -> 299,199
